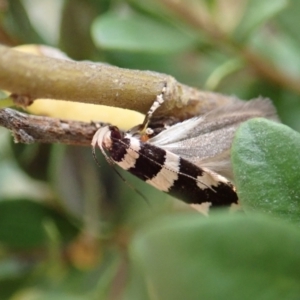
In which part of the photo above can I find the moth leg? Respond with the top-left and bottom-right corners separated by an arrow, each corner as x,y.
140,85 -> 167,133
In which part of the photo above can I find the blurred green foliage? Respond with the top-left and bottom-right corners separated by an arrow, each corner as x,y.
0,0 -> 300,299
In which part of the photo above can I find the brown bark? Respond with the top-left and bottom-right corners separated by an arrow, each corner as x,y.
0,108 -> 100,146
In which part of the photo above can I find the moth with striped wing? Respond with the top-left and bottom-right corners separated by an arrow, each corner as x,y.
92,93 -> 277,210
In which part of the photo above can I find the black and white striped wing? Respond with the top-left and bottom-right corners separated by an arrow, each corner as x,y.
92,125 -> 238,207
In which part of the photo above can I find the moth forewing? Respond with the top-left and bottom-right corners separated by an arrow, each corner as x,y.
92,94 -> 278,209
92,125 -> 238,207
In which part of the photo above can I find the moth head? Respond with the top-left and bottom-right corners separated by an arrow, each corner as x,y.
109,125 -> 124,142
92,125 -> 122,166
92,125 -> 111,150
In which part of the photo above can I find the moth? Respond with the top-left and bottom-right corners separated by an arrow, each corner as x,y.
92,92 -> 277,211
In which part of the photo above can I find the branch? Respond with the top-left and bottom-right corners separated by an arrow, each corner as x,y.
0,108 -> 100,146
0,44 -> 236,119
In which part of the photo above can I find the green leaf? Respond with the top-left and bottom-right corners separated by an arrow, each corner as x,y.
8,289 -> 89,300
0,258 -> 33,299
91,12 -> 196,54
10,142 -> 52,181
59,0 -> 100,60
247,27 -> 300,80
0,97 -> 14,108
127,214 -> 300,300
48,145 -> 103,220
233,0 -> 288,42
0,199 -> 77,249
231,118 -> 300,223
277,0 -> 300,47
3,0 -> 45,44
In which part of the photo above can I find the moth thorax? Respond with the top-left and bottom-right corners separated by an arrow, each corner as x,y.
139,128 -> 151,142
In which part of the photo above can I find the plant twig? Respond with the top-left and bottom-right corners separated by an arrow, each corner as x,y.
0,44 -> 237,119
0,108 -> 101,146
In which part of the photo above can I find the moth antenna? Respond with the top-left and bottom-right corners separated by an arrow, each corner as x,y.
92,146 -> 102,168
140,86 -> 166,133
110,167 -> 151,207
92,144 -> 151,207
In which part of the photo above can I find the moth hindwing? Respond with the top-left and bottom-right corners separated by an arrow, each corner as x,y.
92,93 -> 278,209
